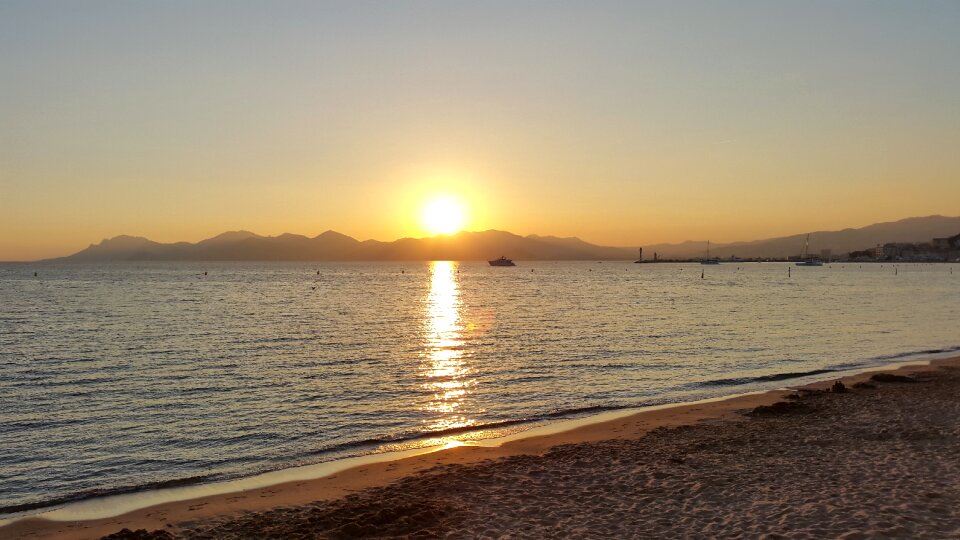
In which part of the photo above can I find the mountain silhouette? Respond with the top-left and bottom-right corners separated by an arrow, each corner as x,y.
52,229 -> 636,262
46,215 -> 960,262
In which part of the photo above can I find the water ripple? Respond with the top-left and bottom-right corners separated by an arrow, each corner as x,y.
0,260 -> 958,515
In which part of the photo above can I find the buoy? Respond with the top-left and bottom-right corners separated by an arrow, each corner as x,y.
701,269 -> 704,279
204,271 -> 207,276
33,271 -> 37,277
788,267 -> 791,278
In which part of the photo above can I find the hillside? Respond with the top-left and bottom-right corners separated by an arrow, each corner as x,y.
642,216 -> 960,259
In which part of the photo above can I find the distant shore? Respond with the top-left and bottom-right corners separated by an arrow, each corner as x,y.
4,356 -> 959,539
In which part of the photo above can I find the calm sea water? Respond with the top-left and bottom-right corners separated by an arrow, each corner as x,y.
1,261 -> 958,515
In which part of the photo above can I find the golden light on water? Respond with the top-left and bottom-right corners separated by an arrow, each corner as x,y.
420,261 -> 474,431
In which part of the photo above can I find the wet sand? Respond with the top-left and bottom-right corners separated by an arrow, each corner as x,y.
5,357 -> 960,539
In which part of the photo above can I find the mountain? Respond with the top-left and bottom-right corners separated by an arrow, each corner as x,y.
50,230 -> 637,262
62,235 -> 171,262
46,215 -> 960,262
196,230 -> 263,245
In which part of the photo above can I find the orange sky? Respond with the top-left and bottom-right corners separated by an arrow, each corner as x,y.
2,2 -> 960,261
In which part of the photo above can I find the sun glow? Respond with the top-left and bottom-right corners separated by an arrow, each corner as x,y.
421,196 -> 466,236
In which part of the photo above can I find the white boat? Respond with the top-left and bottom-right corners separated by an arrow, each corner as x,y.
795,234 -> 824,266
700,240 -> 720,265
488,256 -> 516,267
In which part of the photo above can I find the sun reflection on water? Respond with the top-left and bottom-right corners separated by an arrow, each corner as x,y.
420,261 -> 475,432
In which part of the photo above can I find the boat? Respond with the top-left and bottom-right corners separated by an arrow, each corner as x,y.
700,240 -> 720,265
795,234 -> 824,266
488,256 -> 516,267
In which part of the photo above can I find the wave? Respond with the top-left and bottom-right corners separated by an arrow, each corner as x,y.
0,475 -> 214,516
866,345 -> 960,362
301,418 -> 553,458
698,368 -> 839,387
693,346 -> 960,389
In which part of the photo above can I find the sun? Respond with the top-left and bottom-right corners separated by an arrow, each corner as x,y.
421,195 -> 466,235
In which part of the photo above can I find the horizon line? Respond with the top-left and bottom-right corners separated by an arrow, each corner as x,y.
2,213 -> 959,263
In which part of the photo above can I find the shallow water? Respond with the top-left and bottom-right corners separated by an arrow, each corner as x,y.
1,261 -> 958,515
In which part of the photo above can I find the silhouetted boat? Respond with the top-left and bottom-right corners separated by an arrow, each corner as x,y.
700,240 -> 720,265
488,256 -> 516,267
795,234 -> 824,266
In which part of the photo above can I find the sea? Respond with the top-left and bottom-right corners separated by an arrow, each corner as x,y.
1,260 -> 958,518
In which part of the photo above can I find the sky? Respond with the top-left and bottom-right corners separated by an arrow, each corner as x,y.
2,1 -> 959,260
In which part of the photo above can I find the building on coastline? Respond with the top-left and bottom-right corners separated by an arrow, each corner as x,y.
847,233 -> 960,262
882,243 -> 915,259
932,233 -> 960,251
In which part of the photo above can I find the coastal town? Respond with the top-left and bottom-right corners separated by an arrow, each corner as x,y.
846,232 -> 960,262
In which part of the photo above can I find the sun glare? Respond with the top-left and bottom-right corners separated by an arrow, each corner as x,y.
421,196 -> 466,236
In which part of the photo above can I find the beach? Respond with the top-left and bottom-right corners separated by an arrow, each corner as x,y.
4,357 -> 959,539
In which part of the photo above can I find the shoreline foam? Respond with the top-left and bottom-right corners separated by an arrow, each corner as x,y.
4,355 -> 958,539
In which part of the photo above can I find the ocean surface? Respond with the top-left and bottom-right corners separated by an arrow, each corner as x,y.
1,260 -> 958,516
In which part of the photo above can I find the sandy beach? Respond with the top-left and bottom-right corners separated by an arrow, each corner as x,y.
5,357 -> 960,539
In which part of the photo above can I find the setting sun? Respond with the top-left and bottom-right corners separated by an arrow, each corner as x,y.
421,196 -> 467,236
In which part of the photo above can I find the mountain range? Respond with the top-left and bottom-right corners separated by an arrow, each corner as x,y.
46,215 -> 960,262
